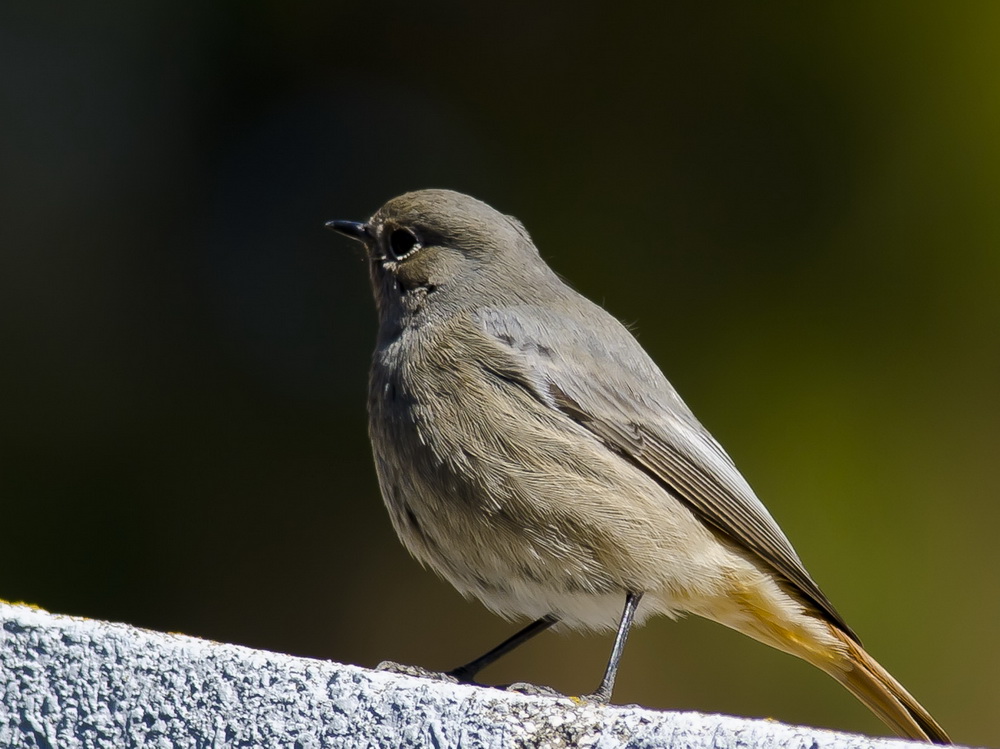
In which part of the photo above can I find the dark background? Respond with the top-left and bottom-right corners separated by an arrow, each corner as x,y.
2,3 -> 997,745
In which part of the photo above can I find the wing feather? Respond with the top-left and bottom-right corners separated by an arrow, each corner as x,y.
475,304 -> 856,640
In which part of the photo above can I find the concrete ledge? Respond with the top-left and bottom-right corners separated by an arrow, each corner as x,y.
1,601 -> 935,748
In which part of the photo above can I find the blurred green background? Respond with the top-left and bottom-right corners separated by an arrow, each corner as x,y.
1,2 -> 997,745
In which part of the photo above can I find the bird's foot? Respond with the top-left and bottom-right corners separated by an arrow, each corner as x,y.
503,682 -> 566,698
375,661 -> 460,684
575,688 -> 612,705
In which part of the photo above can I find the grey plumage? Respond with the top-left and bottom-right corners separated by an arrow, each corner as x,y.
327,189 -> 949,743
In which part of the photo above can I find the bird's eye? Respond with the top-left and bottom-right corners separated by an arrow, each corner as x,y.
388,228 -> 420,260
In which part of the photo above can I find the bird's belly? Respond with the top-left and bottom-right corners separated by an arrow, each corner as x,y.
372,437 -> 721,633
367,345 -> 753,634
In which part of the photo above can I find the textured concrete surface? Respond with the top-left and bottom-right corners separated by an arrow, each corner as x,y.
1,601 -> 935,748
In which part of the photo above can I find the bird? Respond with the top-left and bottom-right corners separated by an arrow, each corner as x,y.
326,188 -> 950,743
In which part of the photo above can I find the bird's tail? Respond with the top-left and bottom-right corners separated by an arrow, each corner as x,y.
704,585 -> 952,743
812,626 -> 951,744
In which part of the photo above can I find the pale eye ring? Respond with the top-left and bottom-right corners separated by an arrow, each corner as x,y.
388,228 -> 420,260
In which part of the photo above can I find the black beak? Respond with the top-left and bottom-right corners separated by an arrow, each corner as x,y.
325,220 -> 374,243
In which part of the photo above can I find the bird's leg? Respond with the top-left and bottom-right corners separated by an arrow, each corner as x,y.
447,615 -> 558,683
586,591 -> 643,703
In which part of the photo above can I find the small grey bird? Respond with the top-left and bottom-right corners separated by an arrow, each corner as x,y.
326,189 -> 950,743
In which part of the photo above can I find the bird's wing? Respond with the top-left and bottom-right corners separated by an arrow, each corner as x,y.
473,303 -> 855,640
